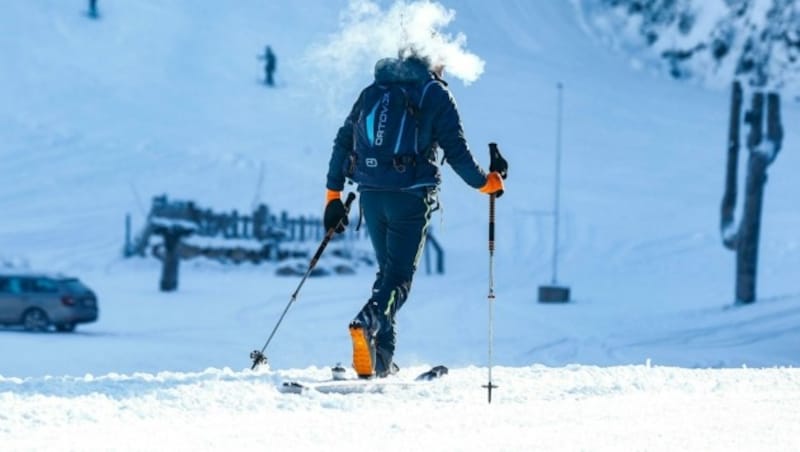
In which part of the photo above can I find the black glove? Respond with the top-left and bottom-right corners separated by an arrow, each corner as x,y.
489,142 -> 508,179
324,199 -> 349,233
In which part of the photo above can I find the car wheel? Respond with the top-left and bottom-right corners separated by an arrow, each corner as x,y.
55,323 -> 76,333
22,308 -> 49,332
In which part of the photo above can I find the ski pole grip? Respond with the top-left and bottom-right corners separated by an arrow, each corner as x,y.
488,142 -> 508,180
343,192 -> 357,211
314,192 -> 357,262
489,194 -> 495,252
487,142 -> 507,198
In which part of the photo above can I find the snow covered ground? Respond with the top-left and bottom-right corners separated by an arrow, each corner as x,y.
1,0 -> 799,450
3,365 -> 799,451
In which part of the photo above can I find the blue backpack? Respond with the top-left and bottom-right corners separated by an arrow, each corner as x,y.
347,80 -> 437,189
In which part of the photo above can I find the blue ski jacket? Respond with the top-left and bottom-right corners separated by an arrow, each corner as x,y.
326,56 -> 487,193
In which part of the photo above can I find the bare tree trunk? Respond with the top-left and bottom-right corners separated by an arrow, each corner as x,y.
731,90 -> 783,304
720,81 -> 742,250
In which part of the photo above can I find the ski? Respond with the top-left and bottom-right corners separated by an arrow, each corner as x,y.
279,365 -> 448,395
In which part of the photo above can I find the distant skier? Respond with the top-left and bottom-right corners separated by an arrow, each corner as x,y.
88,0 -> 99,19
260,46 -> 276,86
323,49 -> 507,378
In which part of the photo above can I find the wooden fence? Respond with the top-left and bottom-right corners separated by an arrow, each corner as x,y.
123,195 -> 441,273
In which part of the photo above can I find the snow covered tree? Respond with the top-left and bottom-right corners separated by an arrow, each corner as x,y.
576,0 -> 794,304
576,0 -> 800,92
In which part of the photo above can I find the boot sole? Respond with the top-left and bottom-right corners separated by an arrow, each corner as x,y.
349,326 -> 374,378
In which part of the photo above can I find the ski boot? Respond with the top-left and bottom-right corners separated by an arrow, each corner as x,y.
349,320 -> 376,379
374,347 -> 399,378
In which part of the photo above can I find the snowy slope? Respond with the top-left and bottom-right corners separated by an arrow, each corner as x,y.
2,365 -> 800,451
0,1 -> 799,449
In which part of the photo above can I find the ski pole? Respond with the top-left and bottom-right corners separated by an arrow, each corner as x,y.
483,192 -> 498,403
483,142 -> 506,403
250,192 -> 357,370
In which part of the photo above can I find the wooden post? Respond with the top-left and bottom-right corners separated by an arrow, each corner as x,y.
254,205 -> 268,240
124,214 -> 132,257
720,81 -> 742,250
230,210 -> 240,238
734,91 -> 782,304
426,231 -> 445,274
424,238 -> 432,275
242,215 -> 251,239
154,225 -> 193,292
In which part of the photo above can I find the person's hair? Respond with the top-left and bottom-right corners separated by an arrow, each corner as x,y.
397,46 -> 435,69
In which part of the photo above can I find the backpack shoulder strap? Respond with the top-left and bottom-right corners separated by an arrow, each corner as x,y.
418,79 -> 442,111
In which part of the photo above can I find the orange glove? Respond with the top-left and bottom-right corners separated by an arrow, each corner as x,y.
479,171 -> 505,197
326,189 -> 341,204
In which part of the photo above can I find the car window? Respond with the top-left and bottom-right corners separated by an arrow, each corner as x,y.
60,279 -> 88,293
0,277 -> 23,294
26,278 -> 59,293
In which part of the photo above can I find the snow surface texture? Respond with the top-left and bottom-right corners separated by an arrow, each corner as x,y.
1,0 -> 799,450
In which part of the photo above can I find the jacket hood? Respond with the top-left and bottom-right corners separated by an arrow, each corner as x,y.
373,56 -> 432,84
